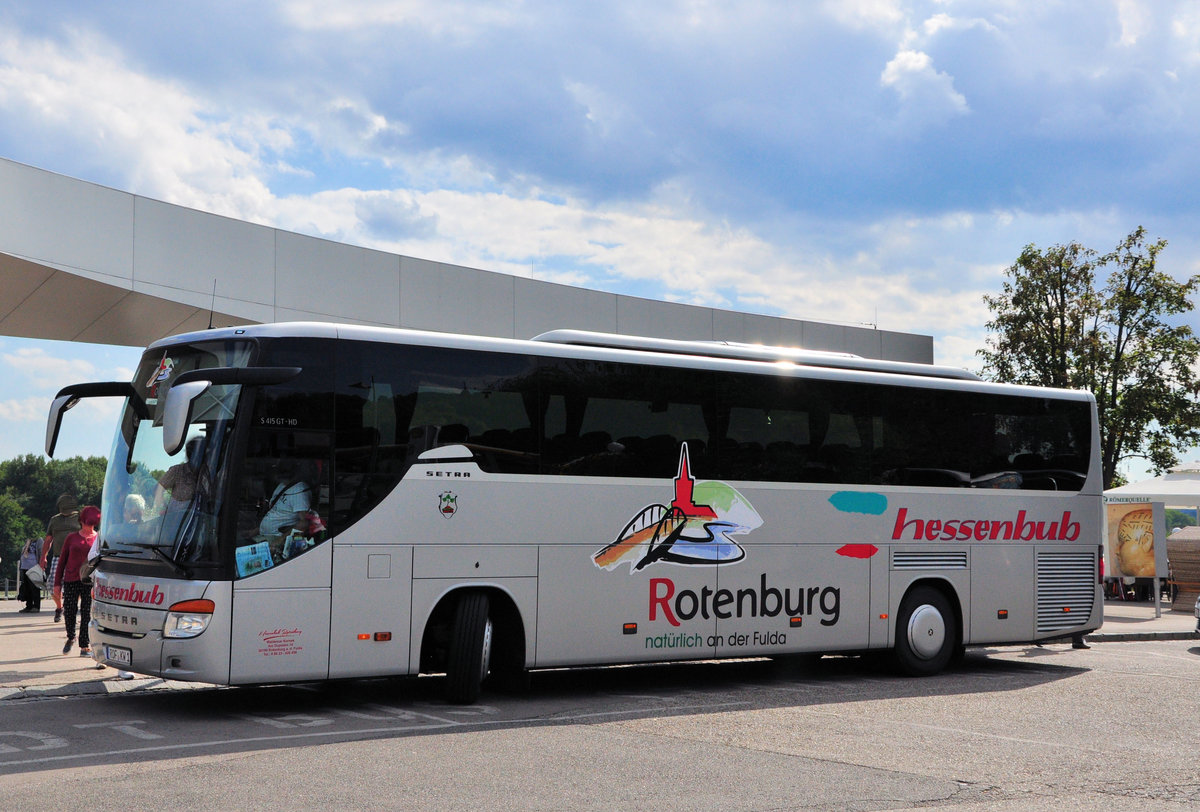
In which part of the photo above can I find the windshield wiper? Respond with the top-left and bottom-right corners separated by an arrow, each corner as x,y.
125,542 -> 192,578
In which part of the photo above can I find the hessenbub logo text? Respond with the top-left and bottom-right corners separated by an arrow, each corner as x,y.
94,582 -> 166,606
892,508 -> 1081,542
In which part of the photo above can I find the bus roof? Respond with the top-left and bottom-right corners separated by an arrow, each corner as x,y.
153,322 -> 1091,399
530,329 -> 981,382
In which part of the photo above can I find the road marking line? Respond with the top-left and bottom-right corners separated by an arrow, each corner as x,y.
0,700 -> 751,767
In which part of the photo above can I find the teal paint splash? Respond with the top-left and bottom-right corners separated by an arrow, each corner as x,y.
829,491 -> 887,515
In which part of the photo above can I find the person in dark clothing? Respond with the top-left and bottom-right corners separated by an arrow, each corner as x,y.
41,493 -> 80,623
17,536 -> 42,612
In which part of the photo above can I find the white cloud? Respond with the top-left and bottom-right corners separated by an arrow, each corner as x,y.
1117,0 -> 1152,46
0,347 -> 125,461
0,26 -> 283,223
820,0 -> 904,31
564,80 -> 633,139
919,12 -> 997,40
880,49 -> 969,125
308,97 -> 412,165
264,180 -> 995,343
0,339 -> 141,459
0,396 -> 47,423
934,333 -> 987,374
277,0 -> 530,38
1171,6 -> 1200,63
3,347 -> 95,389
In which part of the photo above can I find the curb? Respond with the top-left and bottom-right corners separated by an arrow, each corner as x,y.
1087,631 -> 1200,643
0,676 -> 188,702
0,681 -> 112,701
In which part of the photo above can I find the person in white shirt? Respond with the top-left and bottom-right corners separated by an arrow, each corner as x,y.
258,458 -> 313,557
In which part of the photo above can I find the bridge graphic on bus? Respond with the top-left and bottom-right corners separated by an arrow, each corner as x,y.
592,443 -> 762,572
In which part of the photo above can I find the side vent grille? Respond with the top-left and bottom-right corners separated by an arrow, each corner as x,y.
892,551 -> 968,570
1037,552 -> 1095,634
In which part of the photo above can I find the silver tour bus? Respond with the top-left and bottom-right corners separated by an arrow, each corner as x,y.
46,323 -> 1102,702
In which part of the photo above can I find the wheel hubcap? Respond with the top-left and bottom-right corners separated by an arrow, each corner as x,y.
907,604 -> 946,660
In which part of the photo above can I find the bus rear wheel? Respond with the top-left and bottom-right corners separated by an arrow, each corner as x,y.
446,591 -> 493,704
893,585 -> 956,677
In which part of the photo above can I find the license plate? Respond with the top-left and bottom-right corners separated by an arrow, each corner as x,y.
105,645 -> 132,666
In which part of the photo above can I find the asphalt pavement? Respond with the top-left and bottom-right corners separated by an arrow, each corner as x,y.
0,597 -> 207,701
1,596 -> 1195,702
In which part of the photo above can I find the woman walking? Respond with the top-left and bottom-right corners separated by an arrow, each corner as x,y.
17,536 -> 42,613
55,505 -> 100,656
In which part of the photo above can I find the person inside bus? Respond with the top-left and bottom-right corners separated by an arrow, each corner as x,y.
149,436 -> 215,546
124,492 -> 146,523
152,436 -> 207,510
257,457 -> 314,558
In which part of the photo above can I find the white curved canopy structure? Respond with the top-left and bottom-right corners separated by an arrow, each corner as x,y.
0,157 -> 933,362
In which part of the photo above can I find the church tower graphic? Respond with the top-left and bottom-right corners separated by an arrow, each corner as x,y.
671,444 -> 717,520
592,443 -> 761,572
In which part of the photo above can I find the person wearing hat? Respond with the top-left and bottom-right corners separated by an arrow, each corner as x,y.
55,504 -> 100,656
40,493 -> 81,623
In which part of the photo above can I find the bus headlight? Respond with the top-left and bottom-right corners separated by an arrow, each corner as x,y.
163,599 -> 215,639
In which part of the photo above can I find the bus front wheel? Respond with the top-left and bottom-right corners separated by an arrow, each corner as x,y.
893,585 -> 956,677
446,591 -> 493,704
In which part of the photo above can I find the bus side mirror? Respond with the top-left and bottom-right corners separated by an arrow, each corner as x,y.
163,381 -> 212,456
45,394 -> 80,458
44,381 -> 149,458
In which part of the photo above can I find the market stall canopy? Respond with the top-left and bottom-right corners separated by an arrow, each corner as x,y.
1104,463 -> 1200,505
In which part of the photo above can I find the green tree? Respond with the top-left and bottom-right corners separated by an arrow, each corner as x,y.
0,454 -> 105,520
0,490 -> 43,583
0,455 -> 107,583
1166,508 -> 1197,534
979,227 -> 1200,488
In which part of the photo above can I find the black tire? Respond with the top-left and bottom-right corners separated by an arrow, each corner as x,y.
486,638 -> 530,694
893,585 -> 956,677
445,591 -> 493,704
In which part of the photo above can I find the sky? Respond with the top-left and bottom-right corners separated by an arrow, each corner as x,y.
2,0 -> 1200,481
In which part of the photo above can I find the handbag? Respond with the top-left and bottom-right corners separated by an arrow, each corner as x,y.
78,556 -> 98,583
25,564 -> 46,587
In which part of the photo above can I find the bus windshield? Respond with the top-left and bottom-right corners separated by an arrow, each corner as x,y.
99,340 -> 254,570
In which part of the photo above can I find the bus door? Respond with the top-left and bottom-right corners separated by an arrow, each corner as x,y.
227,435 -> 335,681
228,345 -> 336,682
230,544 -> 333,682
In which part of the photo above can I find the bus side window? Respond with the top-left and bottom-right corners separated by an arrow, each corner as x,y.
235,448 -> 330,570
